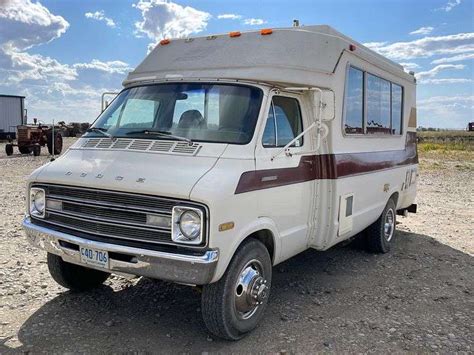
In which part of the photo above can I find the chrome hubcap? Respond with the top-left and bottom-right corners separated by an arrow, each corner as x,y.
384,208 -> 395,242
234,259 -> 268,320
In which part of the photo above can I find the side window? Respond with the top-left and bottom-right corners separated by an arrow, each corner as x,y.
391,84 -> 403,135
344,67 -> 364,134
366,74 -> 391,134
262,96 -> 303,147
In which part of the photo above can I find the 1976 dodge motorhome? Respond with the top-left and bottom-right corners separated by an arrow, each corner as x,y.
23,25 -> 418,340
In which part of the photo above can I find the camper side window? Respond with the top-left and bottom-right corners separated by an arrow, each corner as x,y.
262,96 -> 303,147
344,66 -> 404,136
344,67 -> 364,134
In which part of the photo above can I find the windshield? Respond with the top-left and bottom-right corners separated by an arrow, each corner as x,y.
89,83 -> 264,144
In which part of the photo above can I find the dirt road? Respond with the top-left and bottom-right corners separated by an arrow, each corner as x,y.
0,139 -> 472,352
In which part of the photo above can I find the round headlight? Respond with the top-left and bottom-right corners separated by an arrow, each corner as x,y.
179,210 -> 201,240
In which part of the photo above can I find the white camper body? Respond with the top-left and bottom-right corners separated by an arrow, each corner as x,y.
23,25 -> 418,339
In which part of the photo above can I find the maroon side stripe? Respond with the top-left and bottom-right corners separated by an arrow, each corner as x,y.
235,132 -> 418,194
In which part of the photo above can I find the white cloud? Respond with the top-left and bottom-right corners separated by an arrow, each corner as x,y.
415,64 -> 465,80
85,10 -> 116,28
431,52 -> 474,64
419,78 -> 472,84
364,32 -> 474,60
0,0 -> 69,51
73,59 -> 132,74
217,14 -> 242,20
133,0 -> 211,43
410,26 -> 434,36
243,18 -> 266,26
0,0 -> 127,123
437,0 -> 462,12
2,47 -> 78,83
399,62 -> 421,72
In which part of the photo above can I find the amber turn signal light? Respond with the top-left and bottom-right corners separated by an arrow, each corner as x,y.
229,31 -> 241,38
160,39 -> 170,45
260,29 -> 273,35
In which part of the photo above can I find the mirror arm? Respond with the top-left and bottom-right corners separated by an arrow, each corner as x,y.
271,121 -> 317,161
271,88 -> 325,161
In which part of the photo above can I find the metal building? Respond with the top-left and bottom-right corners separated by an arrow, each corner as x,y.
0,94 -> 26,139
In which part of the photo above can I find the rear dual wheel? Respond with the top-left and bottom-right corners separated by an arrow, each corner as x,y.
201,239 -> 272,340
365,198 -> 397,253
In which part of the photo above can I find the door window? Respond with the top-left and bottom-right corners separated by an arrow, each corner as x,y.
262,96 -> 303,147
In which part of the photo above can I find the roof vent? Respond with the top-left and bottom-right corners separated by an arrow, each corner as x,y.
293,19 -> 300,27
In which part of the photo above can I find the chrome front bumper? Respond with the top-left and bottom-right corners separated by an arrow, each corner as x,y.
23,217 -> 219,285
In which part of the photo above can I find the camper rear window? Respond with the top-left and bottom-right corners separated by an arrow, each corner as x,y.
90,83 -> 264,145
344,66 -> 403,136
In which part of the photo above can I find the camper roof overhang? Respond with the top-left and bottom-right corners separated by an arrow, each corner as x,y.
124,25 -> 414,88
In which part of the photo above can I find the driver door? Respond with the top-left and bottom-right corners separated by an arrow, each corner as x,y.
254,93 -> 314,261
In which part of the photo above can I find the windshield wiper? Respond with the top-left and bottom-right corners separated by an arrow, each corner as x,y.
86,127 -> 114,139
126,130 -> 193,145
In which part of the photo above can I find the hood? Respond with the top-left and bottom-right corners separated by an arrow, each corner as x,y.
33,141 -> 227,200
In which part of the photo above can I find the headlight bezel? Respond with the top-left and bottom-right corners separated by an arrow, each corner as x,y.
29,187 -> 46,218
172,206 -> 204,245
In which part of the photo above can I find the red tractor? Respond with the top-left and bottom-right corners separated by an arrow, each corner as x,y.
5,119 -> 63,156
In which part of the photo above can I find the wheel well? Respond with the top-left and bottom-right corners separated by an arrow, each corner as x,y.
390,192 -> 399,208
246,229 -> 275,262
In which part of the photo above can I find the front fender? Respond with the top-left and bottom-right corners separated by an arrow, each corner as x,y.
210,217 -> 280,283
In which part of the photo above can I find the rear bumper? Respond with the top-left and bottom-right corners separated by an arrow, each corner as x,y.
23,217 -> 219,285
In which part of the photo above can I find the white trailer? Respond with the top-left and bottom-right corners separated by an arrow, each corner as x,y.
23,25 -> 418,340
0,94 -> 25,139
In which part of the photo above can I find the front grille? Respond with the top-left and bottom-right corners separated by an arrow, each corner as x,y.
31,184 -> 207,249
47,213 -> 171,244
17,129 -> 29,141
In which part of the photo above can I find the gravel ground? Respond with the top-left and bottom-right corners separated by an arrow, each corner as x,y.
0,139 -> 472,353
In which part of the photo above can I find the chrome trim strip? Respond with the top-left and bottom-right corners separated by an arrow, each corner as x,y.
32,216 -> 175,247
23,217 -> 218,285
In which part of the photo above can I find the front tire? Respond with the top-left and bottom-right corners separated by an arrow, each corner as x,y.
5,144 -> 13,156
47,253 -> 110,291
201,239 -> 272,340
366,198 -> 397,253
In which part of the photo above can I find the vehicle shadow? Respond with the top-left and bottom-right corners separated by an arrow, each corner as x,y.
3,231 -> 473,353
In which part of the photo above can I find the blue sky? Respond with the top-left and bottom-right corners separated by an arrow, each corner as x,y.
0,0 -> 473,128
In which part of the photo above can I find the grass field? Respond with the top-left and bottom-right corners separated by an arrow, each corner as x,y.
417,130 -> 474,171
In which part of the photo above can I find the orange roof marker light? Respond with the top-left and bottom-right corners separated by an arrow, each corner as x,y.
160,39 -> 170,45
229,31 -> 241,38
260,28 -> 273,36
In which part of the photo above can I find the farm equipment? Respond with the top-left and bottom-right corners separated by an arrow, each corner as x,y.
5,119 -> 63,156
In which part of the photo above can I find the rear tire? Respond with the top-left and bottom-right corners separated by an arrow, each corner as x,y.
201,239 -> 272,340
5,144 -> 13,156
47,132 -> 63,155
365,198 -> 397,253
47,253 -> 110,291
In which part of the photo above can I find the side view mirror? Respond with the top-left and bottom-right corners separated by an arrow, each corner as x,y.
312,89 -> 335,121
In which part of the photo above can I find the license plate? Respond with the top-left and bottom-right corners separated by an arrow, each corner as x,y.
79,246 -> 109,269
